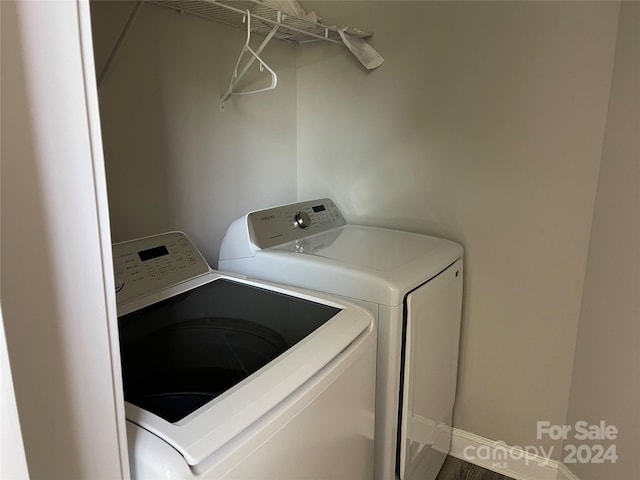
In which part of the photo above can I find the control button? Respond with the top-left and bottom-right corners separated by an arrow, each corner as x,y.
179,238 -> 188,247
294,211 -> 311,229
185,251 -> 196,265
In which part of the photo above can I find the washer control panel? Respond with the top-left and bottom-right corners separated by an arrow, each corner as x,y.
247,198 -> 346,249
113,231 -> 209,304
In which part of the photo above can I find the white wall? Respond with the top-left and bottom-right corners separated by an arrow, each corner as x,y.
564,3 -> 640,478
297,0 -> 620,456
1,1 -> 127,477
0,307 -> 29,479
90,0 -> 637,474
91,1 -> 299,266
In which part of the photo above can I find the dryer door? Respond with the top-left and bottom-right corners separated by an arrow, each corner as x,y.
398,259 -> 463,480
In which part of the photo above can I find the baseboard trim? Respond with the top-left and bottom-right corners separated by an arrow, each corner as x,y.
449,428 -> 581,480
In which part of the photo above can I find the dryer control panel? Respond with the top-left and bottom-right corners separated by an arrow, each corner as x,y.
247,198 -> 346,249
113,231 -> 209,304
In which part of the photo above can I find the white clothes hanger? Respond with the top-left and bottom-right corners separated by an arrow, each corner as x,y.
220,11 -> 279,110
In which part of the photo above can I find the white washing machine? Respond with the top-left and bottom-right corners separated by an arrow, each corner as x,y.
219,198 -> 464,480
113,231 -> 376,479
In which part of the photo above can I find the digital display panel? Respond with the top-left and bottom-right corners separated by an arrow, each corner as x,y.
312,205 -> 326,213
138,245 -> 169,262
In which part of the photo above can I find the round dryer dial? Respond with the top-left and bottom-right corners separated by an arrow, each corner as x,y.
294,211 -> 311,229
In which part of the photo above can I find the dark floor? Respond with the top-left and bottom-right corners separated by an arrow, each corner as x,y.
435,456 -> 517,480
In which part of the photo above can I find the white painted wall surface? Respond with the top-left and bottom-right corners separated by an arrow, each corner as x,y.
1,1 -> 128,477
91,1 -> 298,266
0,307 -> 29,480
296,1 -> 620,457
564,3 -> 640,478
87,0 -> 637,474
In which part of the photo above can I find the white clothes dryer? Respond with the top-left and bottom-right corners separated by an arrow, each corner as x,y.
219,199 -> 464,480
114,231 -> 376,479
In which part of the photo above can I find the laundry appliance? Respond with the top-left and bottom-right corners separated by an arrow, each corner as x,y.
113,231 -> 376,479
219,198 -> 464,480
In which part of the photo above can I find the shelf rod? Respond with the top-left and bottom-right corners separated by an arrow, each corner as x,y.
209,0 -> 342,45
156,0 -> 344,45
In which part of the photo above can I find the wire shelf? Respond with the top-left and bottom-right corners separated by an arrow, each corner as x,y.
150,0 -> 346,45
